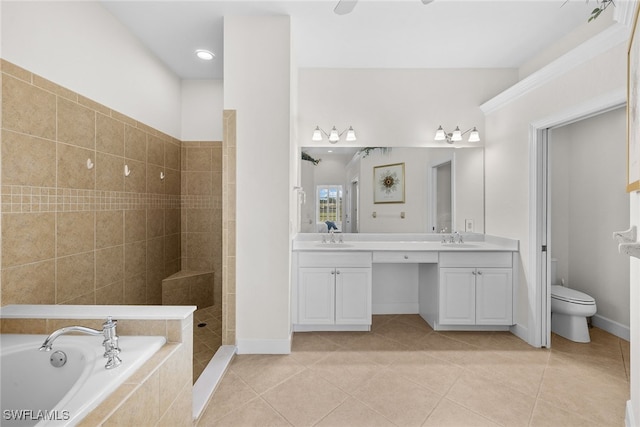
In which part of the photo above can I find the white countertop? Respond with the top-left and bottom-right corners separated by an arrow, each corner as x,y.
0,304 -> 196,320
293,233 -> 518,252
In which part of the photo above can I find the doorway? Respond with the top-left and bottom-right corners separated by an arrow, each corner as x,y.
530,91 -> 626,347
432,161 -> 453,233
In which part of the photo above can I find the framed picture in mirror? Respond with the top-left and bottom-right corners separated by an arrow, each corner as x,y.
374,162 -> 405,204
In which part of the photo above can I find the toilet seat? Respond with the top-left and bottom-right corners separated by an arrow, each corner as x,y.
551,285 -> 595,305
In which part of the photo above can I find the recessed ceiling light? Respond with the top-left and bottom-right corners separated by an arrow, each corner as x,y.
195,49 -> 215,61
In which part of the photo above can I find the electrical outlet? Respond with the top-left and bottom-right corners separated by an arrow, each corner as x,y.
465,219 -> 474,232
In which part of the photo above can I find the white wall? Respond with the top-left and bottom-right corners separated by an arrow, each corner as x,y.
484,43 -> 627,330
1,1 -> 182,138
550,107 -> 630,328
181,80 -> 223,141
224,15 -> 292,353
298,68 -> 518,149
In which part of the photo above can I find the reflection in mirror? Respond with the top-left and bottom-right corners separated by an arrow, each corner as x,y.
300,147 -> 484,234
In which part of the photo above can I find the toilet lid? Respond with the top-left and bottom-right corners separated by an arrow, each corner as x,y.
551,285 -> 595,304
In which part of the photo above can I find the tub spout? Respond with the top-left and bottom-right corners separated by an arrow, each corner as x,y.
39,317 -> 122,369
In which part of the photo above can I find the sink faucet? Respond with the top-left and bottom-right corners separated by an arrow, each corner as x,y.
39,317 -> 122,369
330,229 -> 336,243
452,231 -> 464,244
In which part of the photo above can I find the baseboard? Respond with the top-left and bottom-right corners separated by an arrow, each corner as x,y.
192,345 -> 236,421
510,323 -> 529,344
236,333 -> 292,354
372,303 -> 419,314
626,400 -> 637,427
592,314 -> 630,341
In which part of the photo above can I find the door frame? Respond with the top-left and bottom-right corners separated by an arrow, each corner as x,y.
528,89 -> 626,347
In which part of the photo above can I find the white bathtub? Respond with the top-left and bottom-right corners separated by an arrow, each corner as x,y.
0,334 -> 166,426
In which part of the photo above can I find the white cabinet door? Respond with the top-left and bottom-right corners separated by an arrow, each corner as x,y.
335,268 -> 372,325
476,268 -> 513,325
298,268 -> 335,325
439,268 -> 476,325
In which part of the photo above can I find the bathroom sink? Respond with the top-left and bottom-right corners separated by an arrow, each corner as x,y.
440,243 -> 478,248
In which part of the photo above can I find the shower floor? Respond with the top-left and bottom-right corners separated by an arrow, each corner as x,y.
193,305 -> 223,383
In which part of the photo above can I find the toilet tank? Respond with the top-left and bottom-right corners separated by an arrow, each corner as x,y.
550,258 -> 557,286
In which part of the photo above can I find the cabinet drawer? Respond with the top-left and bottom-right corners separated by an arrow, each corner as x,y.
298,251 -> 372,268
372,251 -> 438,263
439,252 -> 512,268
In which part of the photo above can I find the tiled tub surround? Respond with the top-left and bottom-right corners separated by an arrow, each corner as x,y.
1,59 -> 183,307
162,270 -> 214,309
0,304 -> 195,426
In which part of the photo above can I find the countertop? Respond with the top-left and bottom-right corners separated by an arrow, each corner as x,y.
292,233 -> 519,252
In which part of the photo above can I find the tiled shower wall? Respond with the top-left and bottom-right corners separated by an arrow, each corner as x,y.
181,141 -> 222,308
0,59 -> 182,306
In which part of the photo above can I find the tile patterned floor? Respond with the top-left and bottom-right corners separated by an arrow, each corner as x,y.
193,305 -> 223,383
197,315 -> 630,426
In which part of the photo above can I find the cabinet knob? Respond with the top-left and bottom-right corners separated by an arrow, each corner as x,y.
331,271 -> 335,275
477,271 -> 482,275
336,270 -> 341,274
472,271 -> 477,275
404,255 -> 409,260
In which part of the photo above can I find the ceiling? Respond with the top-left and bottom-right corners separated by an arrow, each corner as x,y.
100,0 -> 595,80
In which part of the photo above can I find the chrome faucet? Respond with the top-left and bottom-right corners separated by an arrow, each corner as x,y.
329,229 -> 336,243
39,317 -> 122,369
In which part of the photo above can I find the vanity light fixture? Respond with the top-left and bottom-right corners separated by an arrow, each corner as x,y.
435,125 -> 480,144
312,126 -> 357,144
195,49 -> 215,61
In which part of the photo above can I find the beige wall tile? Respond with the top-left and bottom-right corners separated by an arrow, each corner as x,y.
95,152 -> 124,192
157,381 -> 192,427
57,211 -> 95,257
96,246 -> 124,288
2,213 -> 55,267
1,260 -> 55,305
165,208 -> 180,236
57,144 -> 96,190
96,211 -> 124,249
0,318 -> 48,334
2,130 -> 57,187
165,141 -> 181,170
1,59 -> 32,81
33,76 -> 76,101
147,135 -> 165,166
186,209 -> 212,233
164,233 -> 181,264
56,252 -> 95,303
124,159 -> 146,194
147,164 -> 165,194
159,344 -> 190,409
125,125 -> 147,162
104,371 -> 160,426
2,74 -> 56,139
147,209 -> 164,239
124,240 -> 146,277
185,171 -> 213,196
164,168 -> 181,196
96,113 -> 125,156
124,272 -> 147,304
146,236 -> 165,274
125,209 -> 146,243
212,145 -> 223,172
57,97 -> 95,149
63,291 -> 95,305
96,280 -> 124,305
146,276 -> 163,305
77,95 -> 111,116
187,147 -> 212,171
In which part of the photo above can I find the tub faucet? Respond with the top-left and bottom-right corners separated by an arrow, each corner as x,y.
39,317 -> 122,369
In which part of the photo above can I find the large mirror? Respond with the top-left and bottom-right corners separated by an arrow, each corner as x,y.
300,146 -> 484,234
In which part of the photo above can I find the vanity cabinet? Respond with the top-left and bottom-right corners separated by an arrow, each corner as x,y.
295,252 -> 372,330
438,252 -> 513,326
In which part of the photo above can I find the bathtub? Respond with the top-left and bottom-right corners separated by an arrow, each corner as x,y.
0,334 -> 166,426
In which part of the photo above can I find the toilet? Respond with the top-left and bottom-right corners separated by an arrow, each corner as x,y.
550,259 -> 597,343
